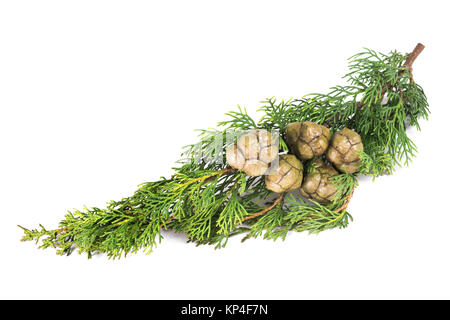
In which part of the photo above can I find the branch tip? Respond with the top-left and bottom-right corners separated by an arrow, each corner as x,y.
403,43 -> 425,69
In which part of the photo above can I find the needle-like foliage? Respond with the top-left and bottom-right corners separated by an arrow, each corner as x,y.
20,45 -> 429,258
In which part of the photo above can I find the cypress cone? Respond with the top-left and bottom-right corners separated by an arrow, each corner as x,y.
326,128 -> 364,174
285,121 -> 330,160
300,159 -> 339,203
265,154 -> 303,193
226,129 -> 278,176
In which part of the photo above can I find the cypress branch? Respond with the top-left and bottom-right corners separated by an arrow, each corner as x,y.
20,44 -> 429,258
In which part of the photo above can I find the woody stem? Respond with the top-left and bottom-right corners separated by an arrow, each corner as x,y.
241,193 -> 285,222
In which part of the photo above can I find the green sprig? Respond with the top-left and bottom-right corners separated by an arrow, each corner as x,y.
20,45 -> 429,258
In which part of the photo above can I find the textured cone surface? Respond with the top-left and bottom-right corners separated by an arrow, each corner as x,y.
326,128 -> 364,174
243,159 -> 268,177
286,122 -> 330,160
226,145 -> 245,170
265,154 -> 303,193
226,129 -> 278,176
237,133 -> 260,159
300,159 -> 339,203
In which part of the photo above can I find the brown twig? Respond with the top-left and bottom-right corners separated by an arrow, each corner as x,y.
325,43 -> 425,126
374,43 -> 424,104
379,43 -> 425,100
401,43 -> 424,85
334,188 -> 355,213
403,43 -> 425,70
56,227 -> 69,235
241,193 -> 285,222
202,168 -> 237,184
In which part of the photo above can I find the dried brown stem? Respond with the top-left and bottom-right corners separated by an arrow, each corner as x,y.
56,227 -> 69,235
241,193 -> 285,222
403,43 -> 425,70
325,43 -> 425,126
380,43 -> 425,99
334,188 -> 355,213
400,43 -> 424,85
202,168 -> 237,184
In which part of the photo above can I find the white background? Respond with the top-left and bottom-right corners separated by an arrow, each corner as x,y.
1,0 -> 449,299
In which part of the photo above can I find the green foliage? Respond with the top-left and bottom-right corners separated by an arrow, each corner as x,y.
359,151 -> 394,178
257,97 -> 294,132
20,46 -> 429,258
218,105 -> 257,130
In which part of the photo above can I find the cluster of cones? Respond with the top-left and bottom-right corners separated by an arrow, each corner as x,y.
226,122 -> 363,203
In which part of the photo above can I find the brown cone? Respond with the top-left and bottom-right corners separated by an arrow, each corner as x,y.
226,129 -> 278,176
300,159 -> 339,203
285,122 -> 330,160
326,128 -> 363,174
265,154 -> 303,193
